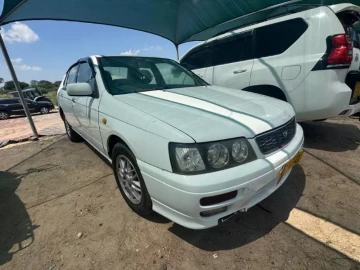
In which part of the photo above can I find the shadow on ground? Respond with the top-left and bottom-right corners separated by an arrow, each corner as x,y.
301,121 -> 360,152
168,165 -> 305,251
0,171 -> 39,265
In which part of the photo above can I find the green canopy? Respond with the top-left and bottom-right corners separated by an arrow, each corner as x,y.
1,0 -> 359,45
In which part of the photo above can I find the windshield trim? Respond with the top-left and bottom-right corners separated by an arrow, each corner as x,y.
96,56 -> 209,95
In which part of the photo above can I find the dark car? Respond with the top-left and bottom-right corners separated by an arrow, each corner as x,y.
10,88 -> 54,104
0,98 -> 54,120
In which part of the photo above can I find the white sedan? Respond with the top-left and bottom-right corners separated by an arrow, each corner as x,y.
57,55 -> 304,229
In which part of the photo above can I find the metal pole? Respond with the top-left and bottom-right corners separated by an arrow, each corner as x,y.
175,45 -> 179,61
0,32 -> 39,139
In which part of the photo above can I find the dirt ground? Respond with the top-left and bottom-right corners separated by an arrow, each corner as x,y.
0,117 -> 360,270
0,112 -> 65,143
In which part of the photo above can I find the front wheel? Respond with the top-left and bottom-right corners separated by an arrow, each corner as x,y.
64,117 -> 83,142
0,111 -> 10,120
111,143 -> 153,216
39,107 -> 50,114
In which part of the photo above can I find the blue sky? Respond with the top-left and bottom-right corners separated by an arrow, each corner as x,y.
0,1 -> 198,83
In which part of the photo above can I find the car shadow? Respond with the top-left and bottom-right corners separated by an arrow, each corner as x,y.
168,165 -> 305,251
0,171 -> 39,265
301,120 -> 360,152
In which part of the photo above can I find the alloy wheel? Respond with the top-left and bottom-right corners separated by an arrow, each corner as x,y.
0,112 -> 9,119
116,155 -> 142,204
40,107 -> 49,114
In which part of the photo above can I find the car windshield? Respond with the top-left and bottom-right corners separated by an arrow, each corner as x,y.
98,56 -> 208,95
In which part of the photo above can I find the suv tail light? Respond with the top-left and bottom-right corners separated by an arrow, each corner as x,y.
327,34 -> 353,64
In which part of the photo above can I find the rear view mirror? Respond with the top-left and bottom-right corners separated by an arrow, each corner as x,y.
67,83 -> 93,96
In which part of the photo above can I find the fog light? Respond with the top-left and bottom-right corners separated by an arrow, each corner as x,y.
200,206 -> 227,217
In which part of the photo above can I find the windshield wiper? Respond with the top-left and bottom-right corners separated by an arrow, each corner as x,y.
137,87 -> 167,92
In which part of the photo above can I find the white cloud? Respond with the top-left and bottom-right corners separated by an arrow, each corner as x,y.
15,64 -> 42,71
1,22 -> 39,43
120,49 -> 140,56
11,58 -> 23,64
144,45 -> 162,51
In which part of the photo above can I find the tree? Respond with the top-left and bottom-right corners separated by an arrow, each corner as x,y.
30,80 -> 38,87
37,80 -> 53,88
3,80 -> 29,91
0,78 -> 4,84
53,81 -> 62,87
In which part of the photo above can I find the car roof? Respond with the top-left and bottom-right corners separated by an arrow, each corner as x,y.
9,88 -> 36,94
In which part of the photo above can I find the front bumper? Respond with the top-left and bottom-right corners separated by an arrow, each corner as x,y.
138,124 -> 304,229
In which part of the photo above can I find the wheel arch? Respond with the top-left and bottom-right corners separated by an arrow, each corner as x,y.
107,134 -> 134,159
59,107 -> 65,121
242,84 -> 288,101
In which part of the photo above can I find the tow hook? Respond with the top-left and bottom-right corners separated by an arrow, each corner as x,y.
219,208 -> 247,223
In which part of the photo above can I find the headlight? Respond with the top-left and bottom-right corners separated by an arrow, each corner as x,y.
174,147 -> 205,172
207,143 -> 229,168
232,139 -> 248,163
169,138 -> 256,175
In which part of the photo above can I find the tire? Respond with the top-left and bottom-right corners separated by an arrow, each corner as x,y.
0,111 -> 10,120
39,107 -> 50,114
64,117 -> 83,142
111,143 -> 153,216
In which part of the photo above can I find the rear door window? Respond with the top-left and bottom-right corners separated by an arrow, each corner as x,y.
180,46 -> 214,70
212,31 -> 253,66
254,18 -> 308,58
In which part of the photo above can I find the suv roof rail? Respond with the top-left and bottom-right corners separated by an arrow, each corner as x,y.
213,3 -> 318,38
266,4 -> 318,20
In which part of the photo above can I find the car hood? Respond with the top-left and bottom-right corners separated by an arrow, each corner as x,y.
114,85 -> 295,142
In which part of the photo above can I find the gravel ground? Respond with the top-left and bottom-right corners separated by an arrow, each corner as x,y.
0,112 -> 65,143
0,118 -> 359,270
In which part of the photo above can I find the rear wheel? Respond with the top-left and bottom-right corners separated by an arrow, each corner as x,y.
39,107 -> 50,114
64,117 -> 83,142
0,111 -> 10,120
111,143 -> 153,216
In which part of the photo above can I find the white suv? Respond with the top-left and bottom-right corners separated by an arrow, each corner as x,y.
180,3 -> 360,121
57,55 -> 304,229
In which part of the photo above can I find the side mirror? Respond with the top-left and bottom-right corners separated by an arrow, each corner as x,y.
67,83 -> 93,96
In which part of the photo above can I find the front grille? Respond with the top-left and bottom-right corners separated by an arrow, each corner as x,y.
255,117 -> 296,155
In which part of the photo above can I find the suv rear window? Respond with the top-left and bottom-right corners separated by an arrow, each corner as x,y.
254,18 -> 308,58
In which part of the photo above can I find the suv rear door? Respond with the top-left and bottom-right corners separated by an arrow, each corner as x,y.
180,45 -> 214,83
212,30 -> 254,90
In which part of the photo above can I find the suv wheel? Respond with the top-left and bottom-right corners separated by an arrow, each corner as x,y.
64,118 -> 83,142
111,143 -> 153,216
0,111 -> 10,120
40,107 -> 50,114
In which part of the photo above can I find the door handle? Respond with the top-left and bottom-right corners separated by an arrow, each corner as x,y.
233,69 -> 247,74
71,98 -> 76,103
196,73 -> 203,77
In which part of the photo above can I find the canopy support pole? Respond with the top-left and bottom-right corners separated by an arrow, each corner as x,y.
175,45 -> 179,60
0,32 -> 39,139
